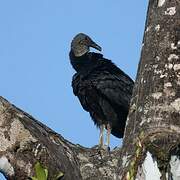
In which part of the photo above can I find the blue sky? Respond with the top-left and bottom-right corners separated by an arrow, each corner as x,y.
0,0 -> 148,178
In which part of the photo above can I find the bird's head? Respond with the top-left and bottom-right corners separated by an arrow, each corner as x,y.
71,33 -> 102,57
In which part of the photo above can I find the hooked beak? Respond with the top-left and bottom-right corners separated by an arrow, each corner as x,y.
90,41 -> 102,51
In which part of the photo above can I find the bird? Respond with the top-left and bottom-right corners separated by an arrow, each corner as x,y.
69,33 -> 134,148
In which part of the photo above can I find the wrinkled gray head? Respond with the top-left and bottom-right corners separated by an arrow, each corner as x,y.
71,33 -> 102,57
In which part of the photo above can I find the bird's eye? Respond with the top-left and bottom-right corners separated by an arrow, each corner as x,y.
79,40 -> 84,44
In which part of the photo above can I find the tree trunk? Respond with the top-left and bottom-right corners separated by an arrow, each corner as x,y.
118,0 -> 180,179
0,0 -> 179,179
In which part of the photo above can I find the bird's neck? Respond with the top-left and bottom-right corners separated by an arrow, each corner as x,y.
69,51 -> 97,73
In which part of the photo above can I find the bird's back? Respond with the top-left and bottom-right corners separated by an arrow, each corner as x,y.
71,52 -> 134,138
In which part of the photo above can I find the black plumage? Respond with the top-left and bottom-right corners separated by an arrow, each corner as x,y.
69,33 -> 134,147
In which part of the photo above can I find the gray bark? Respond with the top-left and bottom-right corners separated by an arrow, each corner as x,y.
0,0 -> 179,179
118,0 -> 180,179
0,96 -> 119,180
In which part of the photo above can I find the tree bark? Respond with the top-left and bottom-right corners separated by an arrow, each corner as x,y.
0,96 -> 119,180
0,0 -> 179,179
118,0 -> 180,179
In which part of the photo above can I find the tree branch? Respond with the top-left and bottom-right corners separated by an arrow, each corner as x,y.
0,96 -> 119,180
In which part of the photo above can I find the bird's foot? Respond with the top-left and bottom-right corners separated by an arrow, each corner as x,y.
91,144 -> 110,151
97,145 -> 110,157
100,144 -> 110,151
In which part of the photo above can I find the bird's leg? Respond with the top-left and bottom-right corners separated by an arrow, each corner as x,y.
99,124 -> 105,147
105,123 -> 111,148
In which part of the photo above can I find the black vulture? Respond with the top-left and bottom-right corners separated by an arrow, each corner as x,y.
69,33 -> 134,148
